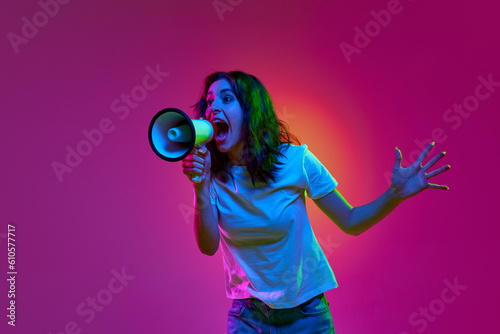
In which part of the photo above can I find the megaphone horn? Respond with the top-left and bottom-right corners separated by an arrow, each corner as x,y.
148,108 -> 215,163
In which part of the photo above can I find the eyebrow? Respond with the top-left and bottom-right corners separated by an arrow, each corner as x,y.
207,88 -> 234,96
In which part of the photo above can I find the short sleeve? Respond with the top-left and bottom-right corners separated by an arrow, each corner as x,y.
303,147 -> 338,199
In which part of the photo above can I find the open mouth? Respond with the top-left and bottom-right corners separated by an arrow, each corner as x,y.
213,119 -> 229,142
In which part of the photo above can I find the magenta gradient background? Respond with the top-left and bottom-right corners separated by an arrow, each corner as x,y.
1,0 -> 499,333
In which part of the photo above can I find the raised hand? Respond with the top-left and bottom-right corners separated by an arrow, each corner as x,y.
391,142 -> 451,199
182,145 -> 211,185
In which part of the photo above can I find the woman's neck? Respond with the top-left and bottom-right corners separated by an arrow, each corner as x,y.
227,142 -> 246,166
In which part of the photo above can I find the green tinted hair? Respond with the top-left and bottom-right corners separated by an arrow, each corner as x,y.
193,71 -> 300,185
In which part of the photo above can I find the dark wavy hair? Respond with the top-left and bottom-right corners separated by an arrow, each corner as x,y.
193,71 -> 300,185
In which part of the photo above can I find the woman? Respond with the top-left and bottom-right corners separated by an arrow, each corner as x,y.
182,71 -> 450,333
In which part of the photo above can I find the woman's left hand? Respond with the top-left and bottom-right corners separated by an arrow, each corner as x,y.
391,142 -> 451,199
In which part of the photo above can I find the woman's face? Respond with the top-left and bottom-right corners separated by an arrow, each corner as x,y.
205,78 -> 245,163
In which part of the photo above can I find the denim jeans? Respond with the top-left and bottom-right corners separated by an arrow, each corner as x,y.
227,293 -> 335,333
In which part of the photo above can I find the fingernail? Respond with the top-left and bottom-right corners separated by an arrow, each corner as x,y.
431,141 -> 435,146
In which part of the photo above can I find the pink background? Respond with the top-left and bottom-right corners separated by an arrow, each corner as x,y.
1,0 -> 499,333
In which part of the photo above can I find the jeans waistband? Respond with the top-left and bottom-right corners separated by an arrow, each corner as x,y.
240,293 -> 324,310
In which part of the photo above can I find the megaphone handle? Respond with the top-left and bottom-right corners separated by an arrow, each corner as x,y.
191,141 -> 208,184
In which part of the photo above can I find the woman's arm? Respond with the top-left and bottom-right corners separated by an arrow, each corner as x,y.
193,184 -> 220,255
314,187 -> 404,236
314,142 -> 450,236
183,146 -> 220,255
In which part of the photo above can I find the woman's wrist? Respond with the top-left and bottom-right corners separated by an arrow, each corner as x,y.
388,184 -> 405,203
194,181 -> 211,204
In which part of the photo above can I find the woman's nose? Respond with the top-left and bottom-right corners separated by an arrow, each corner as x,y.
211,101 -> 222,111
209,103 -> 222,118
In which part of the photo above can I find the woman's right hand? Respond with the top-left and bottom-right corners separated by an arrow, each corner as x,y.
182,145 -> 211,186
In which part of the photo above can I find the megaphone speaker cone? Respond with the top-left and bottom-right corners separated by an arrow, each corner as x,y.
148,108 -> 214,162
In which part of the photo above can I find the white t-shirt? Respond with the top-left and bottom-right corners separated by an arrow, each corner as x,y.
209,144 -> 339,309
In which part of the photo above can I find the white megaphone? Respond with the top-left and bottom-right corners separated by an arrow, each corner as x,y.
148,108 -> 215,182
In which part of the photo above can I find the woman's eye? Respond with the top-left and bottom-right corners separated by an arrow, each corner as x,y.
223,96 -> 233,102
206,99 -> 213,105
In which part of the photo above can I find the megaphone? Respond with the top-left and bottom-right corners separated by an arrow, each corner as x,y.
148,108 -> 215,182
